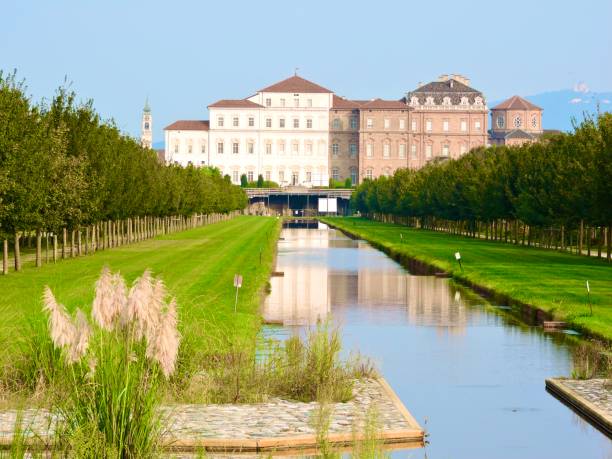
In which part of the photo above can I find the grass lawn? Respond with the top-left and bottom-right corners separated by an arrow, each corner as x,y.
0,215 -> 280,349
322,217 -> 612,341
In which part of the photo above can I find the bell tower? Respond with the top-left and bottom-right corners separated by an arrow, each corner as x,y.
141,98 -> 152,148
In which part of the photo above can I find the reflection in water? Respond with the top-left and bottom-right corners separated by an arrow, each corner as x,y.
262,223 -> 612,458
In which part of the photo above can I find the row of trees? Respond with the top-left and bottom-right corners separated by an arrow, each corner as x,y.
352,114 -> 612,260
0,71 -> 247,272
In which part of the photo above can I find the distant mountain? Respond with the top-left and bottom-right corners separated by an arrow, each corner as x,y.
490,88 -> 612,132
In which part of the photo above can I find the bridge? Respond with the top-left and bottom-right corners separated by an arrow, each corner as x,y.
244,187 -> 353,216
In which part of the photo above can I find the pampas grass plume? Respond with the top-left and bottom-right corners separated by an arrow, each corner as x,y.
43,286 -> 77,350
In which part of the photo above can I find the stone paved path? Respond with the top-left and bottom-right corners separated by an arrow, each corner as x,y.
557,378 -> 612,417
0,379 -> 412,446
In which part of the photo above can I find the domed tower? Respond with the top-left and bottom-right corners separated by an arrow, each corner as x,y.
141,98 -> 152,148
489,95 -> 543,146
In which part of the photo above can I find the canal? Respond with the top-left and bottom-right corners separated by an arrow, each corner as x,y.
262,221 -> 611,458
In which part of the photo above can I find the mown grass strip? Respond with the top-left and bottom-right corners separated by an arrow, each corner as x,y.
0,216 -> 280,348
321,217 -> 612,341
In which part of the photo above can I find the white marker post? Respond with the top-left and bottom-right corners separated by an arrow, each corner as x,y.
233,274 -> 243,313
455,252 -> 463,272
586,280 -> 592,315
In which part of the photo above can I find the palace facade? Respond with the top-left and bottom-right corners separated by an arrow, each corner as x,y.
158,74 -> 524,186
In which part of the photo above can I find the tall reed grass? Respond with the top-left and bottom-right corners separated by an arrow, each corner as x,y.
41,267 -> 180,457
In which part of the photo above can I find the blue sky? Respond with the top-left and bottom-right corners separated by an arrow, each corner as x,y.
2,0 -> 611,143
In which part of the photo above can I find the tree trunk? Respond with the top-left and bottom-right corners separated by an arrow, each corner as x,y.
53,234 -> 57,263
561,225 -> 565,251
606,225 -> 612,263
597,226 -> 603,259
2,239 -> 8,275
85,226 -> 89,255
45,232 -> 49,263
579,219 -> 584,255
62,228 -> 67,259
36,229 -> 42,267
70,230 -> 75,258
14,232 -> 21,271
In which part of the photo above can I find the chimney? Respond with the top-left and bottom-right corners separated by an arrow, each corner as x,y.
450,80 -> 454,88
438,74 -> 449,82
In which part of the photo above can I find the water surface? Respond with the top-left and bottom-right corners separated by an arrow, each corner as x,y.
262,222 -> 611,458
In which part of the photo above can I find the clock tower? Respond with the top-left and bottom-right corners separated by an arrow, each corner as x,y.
141,98 -> 152,148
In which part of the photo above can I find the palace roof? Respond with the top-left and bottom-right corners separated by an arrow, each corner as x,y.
360,98 -> 407,110
208,99 -> 264,108
492,95 -> 542,111
258,75 -> 333,93
164,120 -> 210,131
331,95 -> 362,109
408,78 -> 484,105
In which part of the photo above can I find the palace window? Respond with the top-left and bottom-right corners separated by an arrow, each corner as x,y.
399,144 -> 406,158
350,117 -> 358,129
367,118 -> 373,128
443,120 -> 449,132
232,142 -> 239,154
384,119 -> 390,129
306,119 -> 313,128
174,142 -> 179,154
333,118 -> 341,130
425,144 -> 432,158
279,171 -> 285,182
217,142 -> 224,154
232,171 -> 239,183
248,117 -> 255,127
531,116 -> 538,128
366,143 -> 373,157
248,142 -> 254,154
496,115 -> 505,129
294,98 -> 299,107
365,168 -> 373,180
247,171 -> 254,182
349,143 -> 357,158
279,118 -> 285,128
426,119 -> 432,132
280,98 -> 286,107
201,143 -> 206,154
461,120 -> 467,132
233,117 -> 239,127
144,122 -> 149,130
265,171 -> 271,181
475,120 -> 482,130
188,143 -> 192,154
411,120 -> 417,131
265,98 -> 271,107
292,141 -> 299,154
218,116 -> 224,127
332,143 -> 339,157
332,168 -> 340,181
265,118 -> 272,128
399,119 -> 405,129
266,142 -> 272,154
307,99 -> 313,107
411,144 -> 417,159
442,144 -> 449,156
306,142 -> 313,154
383,144 -> 390,158
279,140 -> 285,154
293,118 -> 299,128
306,171 -> 312,182
350,167 -> 357,185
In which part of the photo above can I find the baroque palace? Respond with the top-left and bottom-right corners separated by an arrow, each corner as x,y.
148,74 -> 543,187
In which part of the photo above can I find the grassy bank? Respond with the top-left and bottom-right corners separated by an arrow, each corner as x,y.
321,217 -> 612,341
0,215 -> 280,355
